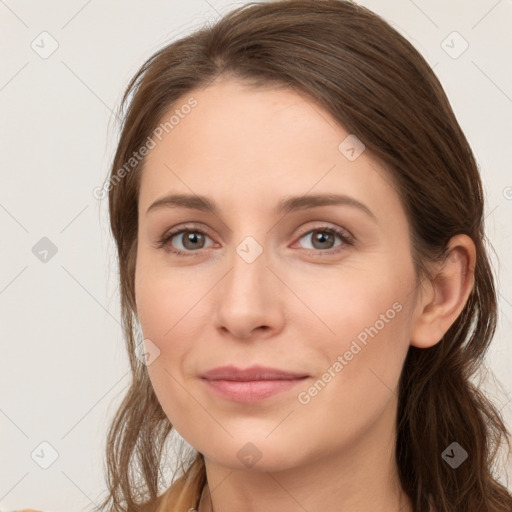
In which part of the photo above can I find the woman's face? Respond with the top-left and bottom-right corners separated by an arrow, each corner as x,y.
135,77 -> 422,471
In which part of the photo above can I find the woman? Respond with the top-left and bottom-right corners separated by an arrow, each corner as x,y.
89,0 -> 512,511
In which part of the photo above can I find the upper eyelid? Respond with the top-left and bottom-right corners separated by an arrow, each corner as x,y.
164,222 -> 353,244
294,223 -> 352,238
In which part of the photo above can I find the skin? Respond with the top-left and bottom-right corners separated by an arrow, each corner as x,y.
134,76 -> 475,512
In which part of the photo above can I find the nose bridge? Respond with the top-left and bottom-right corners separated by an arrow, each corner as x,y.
213,229 -> 280,337
225,233 -> 269,299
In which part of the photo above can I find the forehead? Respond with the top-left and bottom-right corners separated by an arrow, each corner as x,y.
138,78 -> 403,222
143,77 -> 345,170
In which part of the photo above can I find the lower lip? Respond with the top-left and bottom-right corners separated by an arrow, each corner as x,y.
202,378 -> 308,402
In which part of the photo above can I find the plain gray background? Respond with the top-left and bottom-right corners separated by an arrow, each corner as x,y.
1,0 -> 511,510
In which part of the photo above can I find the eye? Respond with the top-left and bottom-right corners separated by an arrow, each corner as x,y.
155,223 -> 354,257
294,225 -> 354,255
156,226 -> 215,256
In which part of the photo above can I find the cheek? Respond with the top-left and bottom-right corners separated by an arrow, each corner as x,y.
134,255 -> 213,423
308,260 -> 415,394
134,252 -> 206,346
305,262 -> 412,348
135,262 -> 203,432
293,272 -> 414,449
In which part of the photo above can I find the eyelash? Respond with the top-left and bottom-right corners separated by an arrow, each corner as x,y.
155,224 -> 354,258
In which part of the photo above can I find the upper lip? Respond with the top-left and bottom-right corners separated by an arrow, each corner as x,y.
200,365 -> 309,381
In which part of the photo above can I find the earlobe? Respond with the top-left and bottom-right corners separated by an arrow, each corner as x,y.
410,234 -> 476,349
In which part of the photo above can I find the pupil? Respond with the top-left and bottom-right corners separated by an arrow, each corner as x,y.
184,232 -> 203,249
314,231 -> 332,249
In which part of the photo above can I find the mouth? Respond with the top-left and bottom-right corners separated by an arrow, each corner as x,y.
201,376 -> 309,402
200,364 -> 309,381
200,365 -> 310,402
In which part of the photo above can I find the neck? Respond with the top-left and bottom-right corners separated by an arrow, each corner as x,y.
197,400 -> 413,512
198,468 -> 413,512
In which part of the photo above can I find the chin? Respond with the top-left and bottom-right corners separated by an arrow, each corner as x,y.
203,435 -> 309,473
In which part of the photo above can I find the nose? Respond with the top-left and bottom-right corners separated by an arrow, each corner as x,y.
213,240 -> 284,341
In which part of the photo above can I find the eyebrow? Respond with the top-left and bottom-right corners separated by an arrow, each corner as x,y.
146,192 -> 376,220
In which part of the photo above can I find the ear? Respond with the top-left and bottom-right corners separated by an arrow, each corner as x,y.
411,234 -> 476,348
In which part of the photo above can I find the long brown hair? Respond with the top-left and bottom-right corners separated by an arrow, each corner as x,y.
100,1 -> 512,510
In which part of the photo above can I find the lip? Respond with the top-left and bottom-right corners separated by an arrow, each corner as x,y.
203,379 -> 308,402
200,365 -> 309,381
200,365 -> 310,403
